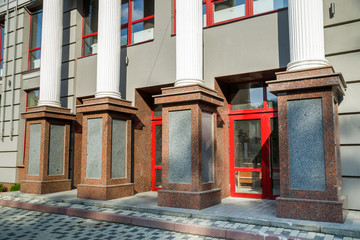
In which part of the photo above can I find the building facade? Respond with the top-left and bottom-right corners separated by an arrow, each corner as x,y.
0,0 -> 359,221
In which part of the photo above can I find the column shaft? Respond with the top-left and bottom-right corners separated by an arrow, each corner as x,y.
287,0 -> 329,71
175,0 -> 203,87
95,0 -> 121,99
38,0 -> 63,107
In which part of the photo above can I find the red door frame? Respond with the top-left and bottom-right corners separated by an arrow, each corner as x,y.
151,116 -> 162,191
228,82 -> 279,199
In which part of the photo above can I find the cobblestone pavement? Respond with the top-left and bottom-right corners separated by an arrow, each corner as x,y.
0,206 -> 223,240
0,194 -> 359,240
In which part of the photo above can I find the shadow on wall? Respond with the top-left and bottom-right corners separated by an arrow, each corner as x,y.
277,10 -> 290,68
120,47 -> 127,99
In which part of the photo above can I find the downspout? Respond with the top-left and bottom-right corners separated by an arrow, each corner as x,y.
9,0 -> 18,141
0,0 -> 10,141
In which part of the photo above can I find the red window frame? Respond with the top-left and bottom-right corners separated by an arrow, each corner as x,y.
151,109 -> 162,191
22,89 -> 40,165
0,23 -> 4,74
28,10 -> 42,70
228,82 -> 279,199
173,0 -> 287,34
81,0 -> 155,57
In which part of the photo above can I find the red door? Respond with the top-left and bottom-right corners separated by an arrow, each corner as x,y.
151,119 -> 162,191
229,113 -> 279,199
228,81 -> 279,199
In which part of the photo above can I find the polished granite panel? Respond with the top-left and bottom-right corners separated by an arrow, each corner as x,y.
288,98 -> 326,191
28,124 -> 41,176
48,124 -> 65,176
169,110 -> 192,184
111,119 -> 127,179
86,118 -> 103,179
202,111 -> 213,183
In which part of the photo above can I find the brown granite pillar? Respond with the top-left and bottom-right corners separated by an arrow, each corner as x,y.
267,66 -> 348,223
154,85 -> 223,210
21,106 -> 75,194
76,97 -> 137,200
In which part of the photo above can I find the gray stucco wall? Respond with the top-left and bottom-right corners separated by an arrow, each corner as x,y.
323,0 -> 360,210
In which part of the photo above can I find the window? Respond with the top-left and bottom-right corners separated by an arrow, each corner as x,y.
28,10 -> 42,70
81,0 -> 154,57
172,0 -> 288,32
0,23 -> 4,76
82,0 -> 98,56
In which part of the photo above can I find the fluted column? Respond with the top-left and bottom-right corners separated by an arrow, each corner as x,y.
95,0 -> 121,99
38,0 -> 63,107
287,0 -> 330,71
175,0 -> 203,87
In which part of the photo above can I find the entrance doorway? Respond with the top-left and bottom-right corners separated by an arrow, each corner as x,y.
151,105 -> 162,191
229,82 -> 279,199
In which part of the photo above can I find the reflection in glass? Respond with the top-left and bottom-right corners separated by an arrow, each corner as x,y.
155,125 -> 162,166
132,19 -> 154,44
203,3 -> 207,27
83,35 -> 98,56
267,87 -> 278,108
121,28 -> 128,46
29,50 -> 41,69
30,11 -> 42,50
214,0 -> 245,24
132,0 -> 154,21
270,118 -> 280,195
155,169 -> 162,188
253,0 -> 288,15
27,90 -> 39,108
234,120 -> 261,168
83,0 -> 98,36
231,82 -> 263,110
153,104 -> 162,117
121,0 -> 129,24
235,171 -> 262,194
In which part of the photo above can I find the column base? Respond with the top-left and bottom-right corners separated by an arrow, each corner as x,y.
77,183 -> 134,201
20,179 -> 71,194
277,196 -> 348,223
158,189 -> 221,210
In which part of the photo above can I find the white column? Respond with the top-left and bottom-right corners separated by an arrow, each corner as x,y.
38,0 -> 63,107
95,0 -> 121,99
175,0 -> 203,87
287,0 -> 330,71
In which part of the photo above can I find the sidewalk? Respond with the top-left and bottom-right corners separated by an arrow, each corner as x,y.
0,190 -> 359,240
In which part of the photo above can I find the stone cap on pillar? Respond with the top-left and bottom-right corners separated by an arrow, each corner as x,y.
153,84 -> 224,107
77,97 -> 137,115
266,66 -> 346,97
21,106 -> 76,121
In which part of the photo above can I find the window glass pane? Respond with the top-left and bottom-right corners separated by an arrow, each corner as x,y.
234,119 -> 261,168
203,3 -> 207,27
153,104 -> 162,117
253,0 -> 288,15
132,19 -> 154,44
1,25 -> 4,59
83,0 -> 98,36
121,27 -> 128,46
155,125 -> 162,166
214,0 -> 245,24
27,90 -> 39,108
231,82 -> 264,110
0,61 -> 3,76
83,35 -> 98,56
29,49 -> 41,69
155,169 -> 162,188
267,87 -> 277,108
30,11 -> 42,50
121,0 -> 129,24
235,171 -> 262,194
132,0 -> 154,21
270,118 -> 280,195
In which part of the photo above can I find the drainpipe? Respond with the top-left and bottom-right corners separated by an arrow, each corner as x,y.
0,0 -> 10,141
9,0 -> 18,141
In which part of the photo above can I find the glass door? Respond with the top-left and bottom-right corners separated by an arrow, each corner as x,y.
229,113 -> 278,199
